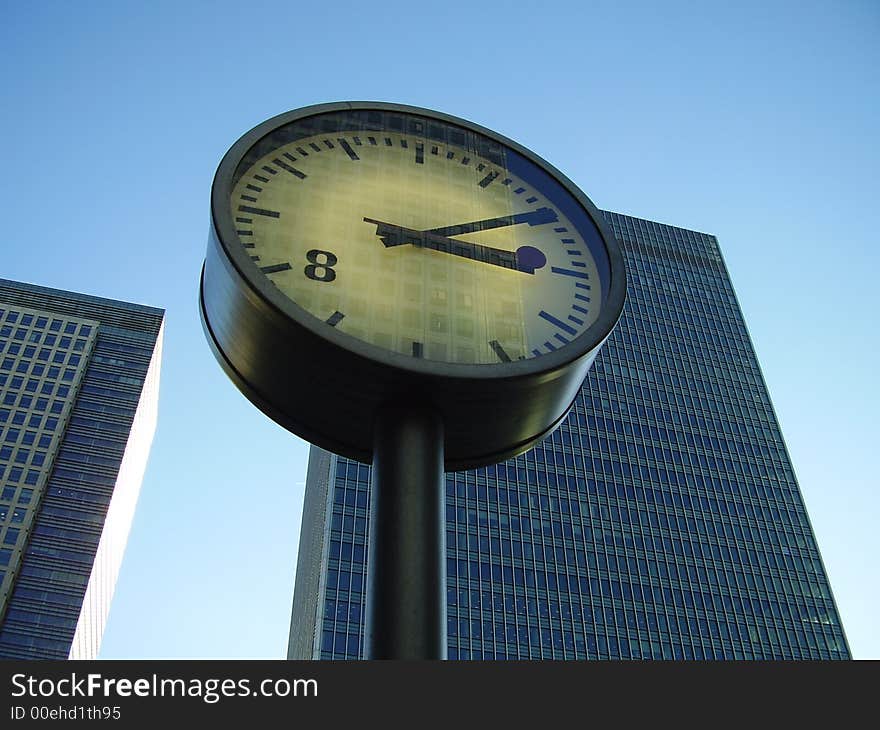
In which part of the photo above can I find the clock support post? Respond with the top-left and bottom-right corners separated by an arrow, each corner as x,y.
363,405 -> 447,659
202,101 -> 626,662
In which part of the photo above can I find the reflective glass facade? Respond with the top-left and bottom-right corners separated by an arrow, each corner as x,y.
0,279 -> 163,659
289,212 -> 849,660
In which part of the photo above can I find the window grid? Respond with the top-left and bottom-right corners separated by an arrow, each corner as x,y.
0,306 -> 99,619
0,281 -> 162,660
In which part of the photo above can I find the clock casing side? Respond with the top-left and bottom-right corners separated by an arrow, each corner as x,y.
201,223 -> 611,470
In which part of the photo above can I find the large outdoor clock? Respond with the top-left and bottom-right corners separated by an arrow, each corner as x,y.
200,102 -> 625,470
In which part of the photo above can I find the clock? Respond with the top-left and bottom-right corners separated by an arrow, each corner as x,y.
200,102 -> 625,469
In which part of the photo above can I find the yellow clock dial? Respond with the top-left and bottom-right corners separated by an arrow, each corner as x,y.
230,121 -> 602,364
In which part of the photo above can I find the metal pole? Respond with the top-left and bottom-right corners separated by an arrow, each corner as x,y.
363,405 -> 447,659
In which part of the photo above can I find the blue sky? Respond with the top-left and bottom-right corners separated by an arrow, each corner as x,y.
1,1 -> 876,659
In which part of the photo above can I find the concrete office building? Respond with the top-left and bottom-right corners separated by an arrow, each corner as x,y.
0,279 -> 163,659
288,212 -> 849,660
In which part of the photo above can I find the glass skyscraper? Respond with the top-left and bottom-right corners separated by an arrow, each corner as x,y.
0,278 -> 163,660
288,211 -> 849,660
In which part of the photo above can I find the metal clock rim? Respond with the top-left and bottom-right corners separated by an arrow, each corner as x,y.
210,100 -> 626,382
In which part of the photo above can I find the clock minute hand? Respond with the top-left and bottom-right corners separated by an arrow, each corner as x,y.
363,218 -> 546,274
425,207 -> 558,238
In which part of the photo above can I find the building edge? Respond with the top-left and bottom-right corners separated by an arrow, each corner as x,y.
288,447 -> 335,659
68,319 -> 164,659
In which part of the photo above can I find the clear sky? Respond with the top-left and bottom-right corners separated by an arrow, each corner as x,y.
1,1 -> 876,659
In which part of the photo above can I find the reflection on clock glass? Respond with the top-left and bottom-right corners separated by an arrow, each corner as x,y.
229,109 -> 610,365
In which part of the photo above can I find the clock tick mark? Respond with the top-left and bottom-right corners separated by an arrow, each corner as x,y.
273,157 -> 307,179
260,263 -> 292,274
326,311 -> 345,327
338,138 -> 359,161
539,310 -> 578,336
551,266 -> 588,279
253,174 -> 270,183
309,143 -> 321,152
261,165 -> 277,175
489,340 -> 512,363
239,205 -> 280,218
296,147 -> 309,156
478,171 -> 499,188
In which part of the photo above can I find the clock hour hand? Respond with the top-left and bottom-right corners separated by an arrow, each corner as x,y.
425,207 -> 558,238
363,218 -> 546,274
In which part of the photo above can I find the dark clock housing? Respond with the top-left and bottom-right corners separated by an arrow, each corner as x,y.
200,101 -> 626,469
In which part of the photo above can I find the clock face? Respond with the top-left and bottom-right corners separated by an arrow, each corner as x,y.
226,109 -> 611,365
